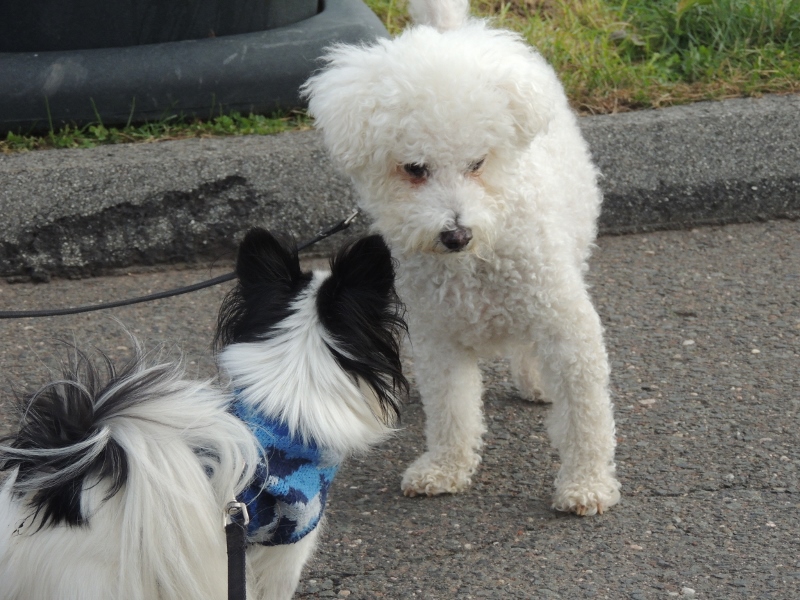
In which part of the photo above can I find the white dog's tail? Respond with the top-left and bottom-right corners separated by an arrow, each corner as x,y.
0,344 -> 258,599
407,0 -> 470,31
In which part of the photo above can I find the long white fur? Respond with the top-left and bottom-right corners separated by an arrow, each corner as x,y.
0,359 -> 258,600
303,0 -> 620,515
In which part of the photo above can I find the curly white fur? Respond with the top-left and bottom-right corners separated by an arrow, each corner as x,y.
303,0 -> 620,515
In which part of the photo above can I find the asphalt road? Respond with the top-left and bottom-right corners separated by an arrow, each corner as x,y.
1,219 -> 798,599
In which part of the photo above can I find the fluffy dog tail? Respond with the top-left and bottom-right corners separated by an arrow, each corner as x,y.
408,0 -> 470,31
0,344 -> 258,599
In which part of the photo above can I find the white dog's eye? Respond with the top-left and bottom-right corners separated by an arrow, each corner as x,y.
469,157 -> 486,173
402,163 -> 429,182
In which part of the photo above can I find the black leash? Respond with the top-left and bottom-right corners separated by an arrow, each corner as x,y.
0,212 -> 359,320
225,501 -> 250,600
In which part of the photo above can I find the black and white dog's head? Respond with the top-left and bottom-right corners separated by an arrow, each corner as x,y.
216,229 -> 408,456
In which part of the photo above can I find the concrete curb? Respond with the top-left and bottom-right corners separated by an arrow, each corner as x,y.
586,93 -> 800,235
1,93 -> 798,279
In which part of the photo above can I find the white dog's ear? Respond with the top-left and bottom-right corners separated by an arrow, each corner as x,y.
302,45 -> 385,175
496,50 -> 558,148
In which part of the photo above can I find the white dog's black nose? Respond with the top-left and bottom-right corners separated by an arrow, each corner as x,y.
440,227 -> 473,251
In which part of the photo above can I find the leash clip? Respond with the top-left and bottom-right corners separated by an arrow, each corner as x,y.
342,210 -> 360,227
224,501 -> 250,529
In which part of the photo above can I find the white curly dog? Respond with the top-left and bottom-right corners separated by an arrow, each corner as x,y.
303,0 -> 620,516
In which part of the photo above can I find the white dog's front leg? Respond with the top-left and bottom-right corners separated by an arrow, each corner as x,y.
535,295 -> 621,516
402,341 -> 485,496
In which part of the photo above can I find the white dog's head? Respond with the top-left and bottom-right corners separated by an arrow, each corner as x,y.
303,20 -> 560,256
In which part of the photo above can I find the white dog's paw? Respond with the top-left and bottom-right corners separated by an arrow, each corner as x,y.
401,451 -> 481,497
552,475 -> 621,516
514,384 -> 550,404
510,359 -> 550,403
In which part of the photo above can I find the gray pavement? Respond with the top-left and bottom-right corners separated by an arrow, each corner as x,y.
1,93 -> 799,279
0,219 -> 797,599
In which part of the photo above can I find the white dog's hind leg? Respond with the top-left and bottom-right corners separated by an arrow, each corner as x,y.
246,527 -> 320,600
535,294 -> 621,516
402,342 -> 485,496
510,348 -> 549,403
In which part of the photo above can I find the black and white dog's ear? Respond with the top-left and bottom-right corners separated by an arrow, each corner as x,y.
235,228 -> 304,291
324,234 -> 397,303
215,228 -> 312,348
317,235 -> 408,418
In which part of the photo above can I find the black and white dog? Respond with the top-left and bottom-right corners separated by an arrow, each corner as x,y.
0,229 -> 407,600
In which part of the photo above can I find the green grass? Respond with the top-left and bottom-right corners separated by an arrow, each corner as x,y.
1,111 -> 311,154
367,0 -> 800,113
4,1 -> 798,152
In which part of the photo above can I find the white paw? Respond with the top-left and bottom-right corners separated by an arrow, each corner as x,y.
401,451 -> 481,497
516,387 -> 551,404
511,361 -> 549,403
552,474 -> 621,516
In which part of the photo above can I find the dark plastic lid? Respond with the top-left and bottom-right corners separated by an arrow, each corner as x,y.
0,0 -> 320,52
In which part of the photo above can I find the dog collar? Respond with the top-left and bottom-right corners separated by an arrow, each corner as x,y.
231,397 -> 340,546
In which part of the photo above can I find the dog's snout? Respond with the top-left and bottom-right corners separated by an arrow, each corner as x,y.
439,227 -> 473,251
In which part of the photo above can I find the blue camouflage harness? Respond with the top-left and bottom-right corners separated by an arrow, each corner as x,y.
231,398 -> 340,546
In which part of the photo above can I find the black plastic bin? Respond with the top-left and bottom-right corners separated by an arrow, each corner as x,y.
0,0 -> 388,132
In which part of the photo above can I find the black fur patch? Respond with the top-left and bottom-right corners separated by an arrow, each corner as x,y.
0,349 -> 142,528
215,228 -> 313,349
316,235 -> 408,421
